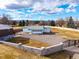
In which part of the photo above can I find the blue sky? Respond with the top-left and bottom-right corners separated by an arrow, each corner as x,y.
0,0 -> 79,21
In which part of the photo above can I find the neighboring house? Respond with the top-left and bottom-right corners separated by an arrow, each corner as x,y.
23,26 -> 51,34
0,24 -> 14,40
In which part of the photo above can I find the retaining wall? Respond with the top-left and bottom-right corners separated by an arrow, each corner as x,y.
41,43 -> 63,55
0,41 -> 63,55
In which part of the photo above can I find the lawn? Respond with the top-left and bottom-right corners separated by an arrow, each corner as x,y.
0,44 -> 69,59
51,27 -> 79,39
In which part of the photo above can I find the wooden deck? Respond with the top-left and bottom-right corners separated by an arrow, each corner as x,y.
64,46 -> 79,54
64,46 -> 79,59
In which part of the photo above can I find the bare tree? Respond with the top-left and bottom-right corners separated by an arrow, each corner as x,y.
56,18 -> 65,27
0,15 -> 10,24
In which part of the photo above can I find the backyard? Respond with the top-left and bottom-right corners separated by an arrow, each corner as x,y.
0,26 -> 79,59
0,44 -> 69,59
1,0 -> 79,58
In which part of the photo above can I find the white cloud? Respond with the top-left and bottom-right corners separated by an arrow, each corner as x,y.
66,3 -> 77,13
0,0 -> 79,20
62,0 -> 79,4
1,8 -> 28,20
55,8 -> 64,12
0,0 -> 79,9
47,8 -> 64,14
15,0 -> 33,7
6,0 -> 33,9
0,0 -> 79,14
31,0 -> 64,13
0,0 -> 16,8
4,0 -> 62,10
43,0 -> 60,10
70,3 -> 77,7
32,2 -> 44,11
66,8 -> 76,13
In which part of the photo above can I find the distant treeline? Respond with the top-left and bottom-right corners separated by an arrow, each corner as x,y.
0,15 -> 79,28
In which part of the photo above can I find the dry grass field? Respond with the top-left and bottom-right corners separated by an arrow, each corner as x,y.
0,44 -> 33,59
0,44 -> 69,59
51,27 -> 79,40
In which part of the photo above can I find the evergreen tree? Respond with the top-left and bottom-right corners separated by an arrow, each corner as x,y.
22,20 -> 25,26
50,20 -> 56,26
67,16 -> 75,28
19,21 -> 22,26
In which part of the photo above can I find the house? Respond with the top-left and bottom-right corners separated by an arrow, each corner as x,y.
0,24 -> 14,40
23,26 -> 51,34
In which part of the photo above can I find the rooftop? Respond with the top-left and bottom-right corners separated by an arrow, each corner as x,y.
0,24 -> 12,30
